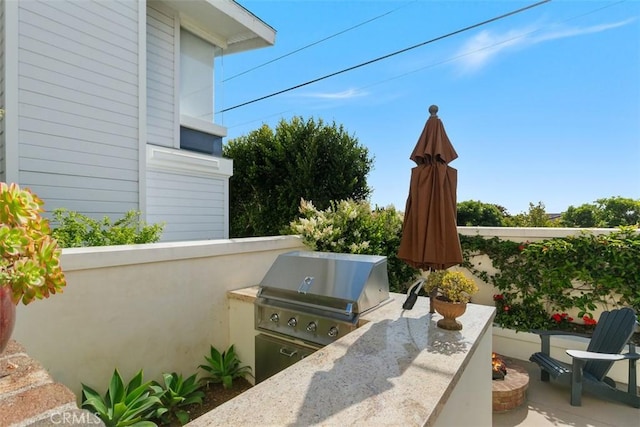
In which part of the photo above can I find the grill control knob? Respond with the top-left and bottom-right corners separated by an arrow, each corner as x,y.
306,322 -> 317,332
288,317 -> 298,327
269,313 -> 279,323
328,326 -> 339,338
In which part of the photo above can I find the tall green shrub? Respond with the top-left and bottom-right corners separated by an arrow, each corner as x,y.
288,199 -> 419,292
224,117 -> 373,237
457,200 -> 506,226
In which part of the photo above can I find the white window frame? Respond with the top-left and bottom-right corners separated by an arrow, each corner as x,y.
173,15 -> 227,150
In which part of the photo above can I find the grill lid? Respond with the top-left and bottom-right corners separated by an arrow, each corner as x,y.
258,251 -> 390,315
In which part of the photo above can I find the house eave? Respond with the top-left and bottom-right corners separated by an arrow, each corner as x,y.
155,0 -> 275,54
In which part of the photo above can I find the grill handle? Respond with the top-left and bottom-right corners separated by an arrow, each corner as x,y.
298,276 -> 314,294
257,295 -> 357,320
279,348 -> 298,358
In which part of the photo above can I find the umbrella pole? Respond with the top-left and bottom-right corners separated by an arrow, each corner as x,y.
429,289 -> 438,314
425,269 -> 437,314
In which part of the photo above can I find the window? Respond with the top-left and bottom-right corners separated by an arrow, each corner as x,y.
180,29 -> 215,121
180,126 -> 222,156
179,28 -> 225,155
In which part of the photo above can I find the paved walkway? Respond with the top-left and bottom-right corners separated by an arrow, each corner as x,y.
493,359 -> 639,427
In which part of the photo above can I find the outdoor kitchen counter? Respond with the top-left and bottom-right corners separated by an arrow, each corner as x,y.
190,289 -> 495,427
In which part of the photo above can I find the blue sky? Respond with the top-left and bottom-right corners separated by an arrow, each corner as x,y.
214,0 -> 640,215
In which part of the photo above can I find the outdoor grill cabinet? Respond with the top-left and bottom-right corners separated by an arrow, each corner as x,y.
220,287 -> 495,427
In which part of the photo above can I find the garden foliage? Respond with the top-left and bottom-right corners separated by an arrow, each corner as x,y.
561,196 -> 640,228
152,373 -> 204,425
199,345 -> 252,389
288,199 -> 419,292
51,209 -> 164,247
224,116 -> 373,237
81,344 -> 251,426
0,182 -> 66,304
457,200 -> 506,226
425,270 -> 478,304
81,369 -> 162,427
460,227 -> 640,331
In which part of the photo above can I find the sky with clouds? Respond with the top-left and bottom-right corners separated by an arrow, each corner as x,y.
214,0 -> 639,215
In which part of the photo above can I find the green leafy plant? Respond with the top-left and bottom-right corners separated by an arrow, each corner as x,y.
199,345 -> 252,389
81,369 -> 162,427
461,227 -> 640,332
288,198 -> 420,292
424,270 -> 478,304
152,373 -> 204,425
51,208 -> 164,248
492,294 -> 554,330
0,182 -> 66,305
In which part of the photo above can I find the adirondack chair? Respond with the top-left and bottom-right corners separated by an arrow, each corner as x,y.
529,307 -> 639,408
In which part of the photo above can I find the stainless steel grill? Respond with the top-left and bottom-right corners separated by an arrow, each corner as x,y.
254,250 -> 390,382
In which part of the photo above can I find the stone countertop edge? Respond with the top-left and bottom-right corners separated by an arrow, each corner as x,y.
227,285 -> 260,303
208,287 -> 496,427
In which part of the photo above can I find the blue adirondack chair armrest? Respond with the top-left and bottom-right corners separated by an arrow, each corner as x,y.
623,344 -> 639,361
567,347 -> 640,398
566,350 -> 625,361
530,329 -> 592,339
530,329 -> 592,355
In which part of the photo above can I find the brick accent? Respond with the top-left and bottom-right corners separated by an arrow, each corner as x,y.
0,340 -> 103,426
492,356 -> 529,412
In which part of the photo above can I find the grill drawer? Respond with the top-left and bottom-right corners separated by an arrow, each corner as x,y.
255,334 -> 318,383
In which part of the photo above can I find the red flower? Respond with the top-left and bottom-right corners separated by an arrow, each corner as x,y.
583,315 -> 597,326
493,294 -> 504,301
518,241 -> 530,251
552,313 -> 562,323
503,305 -> 510,312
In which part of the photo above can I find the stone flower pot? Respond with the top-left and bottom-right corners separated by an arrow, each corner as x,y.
432,297 -> 467,331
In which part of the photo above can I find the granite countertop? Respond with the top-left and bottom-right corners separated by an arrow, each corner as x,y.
194,289 -> 495,426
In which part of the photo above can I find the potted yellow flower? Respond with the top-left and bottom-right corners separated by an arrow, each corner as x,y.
425,270 -> 478,330
0,183 -> 67,353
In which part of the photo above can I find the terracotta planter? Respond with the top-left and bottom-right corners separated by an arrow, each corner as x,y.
432,297 -> 467,331
0,286 -> 16,354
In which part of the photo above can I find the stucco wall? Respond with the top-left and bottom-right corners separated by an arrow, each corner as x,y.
10,227 -> 633,399
12,235 -> 305,398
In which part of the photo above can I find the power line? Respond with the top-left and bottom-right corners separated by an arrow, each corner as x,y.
223,0 -> 418,82
224,0 -> 626,132
217,0 -> 552,114
357,0 -> 628,92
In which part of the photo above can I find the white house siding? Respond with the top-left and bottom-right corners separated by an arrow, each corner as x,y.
145,2 -> 233,242
146,2 -> 175,149
146,170 -> 226,241
17,0 -> 139,217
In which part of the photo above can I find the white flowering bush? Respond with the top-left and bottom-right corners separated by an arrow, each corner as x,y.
288,199 -> 419,292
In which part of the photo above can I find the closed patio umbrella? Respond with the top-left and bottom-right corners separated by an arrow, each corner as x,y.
398,105 -> 462,272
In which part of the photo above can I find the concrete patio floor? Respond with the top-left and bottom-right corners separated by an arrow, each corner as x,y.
493,359 -> 639,427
